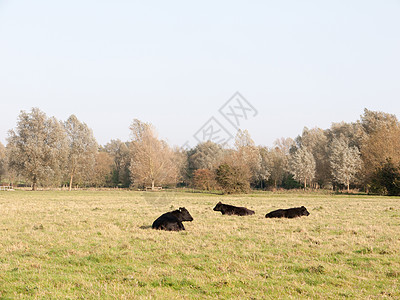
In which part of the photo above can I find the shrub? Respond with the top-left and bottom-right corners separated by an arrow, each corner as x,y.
193,169 -> 216,191
215,163 -> 250,194
370,159 -> 400,196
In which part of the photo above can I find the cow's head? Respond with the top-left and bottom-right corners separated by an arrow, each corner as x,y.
178,207 -> 193,222
300,206 -> 310,216
213,201 -> 223,211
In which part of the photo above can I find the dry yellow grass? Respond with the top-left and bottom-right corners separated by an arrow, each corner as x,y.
0,190 -> 399,299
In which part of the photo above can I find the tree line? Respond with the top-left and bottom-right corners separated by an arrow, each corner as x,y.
1,108 -> 400,195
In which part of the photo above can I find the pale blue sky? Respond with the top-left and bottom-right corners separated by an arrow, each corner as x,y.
1,1 -> 399,147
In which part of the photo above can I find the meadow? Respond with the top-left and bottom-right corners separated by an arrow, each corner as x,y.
0,190 -> 399,299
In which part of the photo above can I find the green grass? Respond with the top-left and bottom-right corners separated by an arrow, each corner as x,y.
0,190 -> 399,299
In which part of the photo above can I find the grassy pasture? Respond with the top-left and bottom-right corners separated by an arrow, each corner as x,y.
0,190 -> 399,299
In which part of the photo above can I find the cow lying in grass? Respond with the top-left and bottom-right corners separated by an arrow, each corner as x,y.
265,206 -> 310,218
213,202 -> 255,216
152,207 -> 193,231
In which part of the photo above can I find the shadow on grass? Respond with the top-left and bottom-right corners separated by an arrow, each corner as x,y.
334,191 -> 370,196
139,225 -> 152,230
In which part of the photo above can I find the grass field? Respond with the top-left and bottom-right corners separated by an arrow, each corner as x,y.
0,190 -> 399,299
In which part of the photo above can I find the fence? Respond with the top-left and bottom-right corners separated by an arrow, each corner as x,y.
0,186 -> 14,191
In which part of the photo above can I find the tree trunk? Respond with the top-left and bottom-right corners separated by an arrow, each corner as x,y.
304,178 -> 307,189
69,174 -> 74,191
32,177 -> 37,191
151,180 -> 155,190
347,181 -> 350,193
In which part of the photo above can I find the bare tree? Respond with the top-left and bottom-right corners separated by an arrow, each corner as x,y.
360,108 -> 398,135
7,108 -> 67,190
129,119 -> 178,189
274,137 -> 295,156
289,146 -> 316,189
327,121 -> 364,149
330,136 -> 362,192
297,127 -> 330,188
174,147 -> 189,186
257,147 -> 271,189
64,115 -> 98,191
232,129 -> 263,187
265,137 -> 296,188
360,123 -> 400,188
262,147 -> 284,189
92,151 -> 114,187
357,109 -> 400,190
0,142 -> 7,183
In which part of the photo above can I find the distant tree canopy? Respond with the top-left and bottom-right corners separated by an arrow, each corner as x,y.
330,136 -> 362,192
7,108 -> 67,190
232,129 -> 264,187
103,139 -> 131,188
0,142 -> 7,183
188,141 -> 224,175
3,107 -> 400,195
64,115 -> 98,191
92,151 -> 114,187
297,127 -> 330,187
193,169 -> 216,191
129,119 -> 179,189
370,159 -> 400,196
289,146 -> 316,188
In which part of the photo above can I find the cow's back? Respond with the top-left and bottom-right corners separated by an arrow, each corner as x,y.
236,207 -> 255,216
220,204 -> 254,216
285,208 -> 300,218
266,207 -> 309,218
285,207 -> 308,218
265,209 -> 286,218
152,213 -> 185,231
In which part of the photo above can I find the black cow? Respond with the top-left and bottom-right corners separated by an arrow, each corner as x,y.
213,202 -> 255,216
265,206 -> 310,218
152,207 -> 193,231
